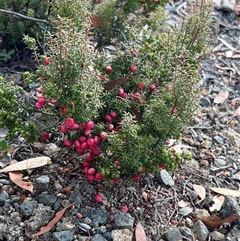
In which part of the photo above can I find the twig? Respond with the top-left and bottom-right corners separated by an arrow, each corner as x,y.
210,165 -> 232,172
0,8 -> 50,25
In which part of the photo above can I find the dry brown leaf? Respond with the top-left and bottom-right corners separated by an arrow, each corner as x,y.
37,203 -> 73,236
135,222 -> 147,241
234,106 -> 240,117
198,214 -> 240,228
9,171 -> 34,192
142,191 -> 148,202
209,195 -> 225,212
104,78 -> 128,91
214,63 -> 236,74
231,97 -> 240,106
192,184 -> 206,202
90,14 -> 100,28
210,187 -> 240,197
178,200 -> 190,208
213,90 -> 229,104
0,156 -> 50,172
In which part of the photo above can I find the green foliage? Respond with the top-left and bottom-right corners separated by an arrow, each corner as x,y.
0,0 -> 49,46
0,139 -> 12,162
0,49 -> 15,62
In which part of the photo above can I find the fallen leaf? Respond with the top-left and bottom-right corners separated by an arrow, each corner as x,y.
142,191 -> 148,202
90,14 -> 100,28
37,203 -> 73,236
209,195 -> 225,212
213,90 -> 229,104
135,222 -> 147,241
231,97 -> 240,106
104,78 -> 128,91
198,214 -> 240,228
214,63 -> 236,74
178,200 -> 190,208
192,184 -> 206,202
210,187 -> 240,197
234,106 -> 240,117
0,156 -> 50,172
9,171 -> 34,192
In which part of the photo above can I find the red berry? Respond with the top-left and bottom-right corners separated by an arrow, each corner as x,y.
81,142 -> 88,150
44,57 -> 50,65
94,194 -> 103,202
147,195 -> 155,201
76,148 -> 84,154
137,83 -> 144,90
35,102 -> 43,109
118,88 -> 124,96
91,148 -> 101,156
130,49 -> 138,55
171,219 -> 178,225
38,97 -> 46,105
84,129 -> 91,136
70,123 -> 79,130
99,131 -> 108,140
86,120 -> 94,130
95,173 -> 103,181
145,204 -> 153,210
130,65 -> 137,73
39,133 -> 51,141
107,124 -> 114,132
121,205 -> 129,213
104,115 -> 112,123
86,155 -> 94,162
87,175 -> 95,182
81,122 -> 86,129
36,88 -> 42,93
131,174 -> 140,182
93,136 -> 100,145
60,125 -> 68,134
100,75 -> 106,81
65,118 -> 75,128
149,84 -> 156,92
79,136 -> 87,142
60,106 -> 67,115
87,138 -> 95,146
74,140 -> 81,149
105,66 -> 113,73
112,178 -> 119,184
63,139 -> 73,147
50,99 -> 57,105
109,111 -> 117,119
87,168 -> 96,175
82,162 -> 90,168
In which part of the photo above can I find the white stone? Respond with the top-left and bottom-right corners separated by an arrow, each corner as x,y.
111,229 -> 133,241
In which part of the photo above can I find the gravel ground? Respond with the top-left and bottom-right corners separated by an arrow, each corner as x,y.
1,1 -> 240,241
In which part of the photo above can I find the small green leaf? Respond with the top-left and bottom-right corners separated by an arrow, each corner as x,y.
5,145 -> 12,152
0,140 -> 7,150
8,49 -> 15,56
3,152 -> 11,162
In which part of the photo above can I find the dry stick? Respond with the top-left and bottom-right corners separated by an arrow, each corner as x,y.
0,8 -> 50,25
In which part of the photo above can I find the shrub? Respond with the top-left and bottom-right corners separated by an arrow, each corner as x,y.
0,0 -> 212,182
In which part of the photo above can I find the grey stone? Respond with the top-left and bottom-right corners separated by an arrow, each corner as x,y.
214,158 -> 227,167
111,228 -> 133,241
200,97 -> 211,107
35,194 -> 57,206
213,136 -> 224,144
219,195 -> 240,218
233,173 -> 240,181
157,170 -> 174,187
19,201 -> 38,216
69,191 -> 82,208
43,143 -> 61,158
210,231 -> 225,240
0,179 -> 10,185
213,0 -> 234,11
53,230 -> 74,241
179,207 -> 193,217
0,190 -> 9,204
114,210 -> 135,230
103,231 -> 112,241
91,233 -> 108,241
80,207 -> 109,225
179,227 -> 192,238
25,204 -> 54,237
3,203 -> 11,214
35,175 -> 50,191
164,228 -> 183,241
194,220 -> 209,241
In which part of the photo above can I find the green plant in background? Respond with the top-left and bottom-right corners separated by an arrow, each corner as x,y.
0,0 -> 49,47
0,139 -> 12,162
0,49 -> 15,62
